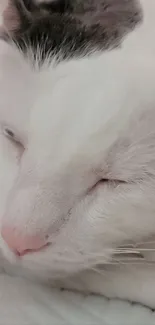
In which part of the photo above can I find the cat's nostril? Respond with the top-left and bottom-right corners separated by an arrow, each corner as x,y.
1,226 -> 48,256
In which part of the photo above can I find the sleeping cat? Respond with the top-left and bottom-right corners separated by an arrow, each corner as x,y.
0,0 -> 155,308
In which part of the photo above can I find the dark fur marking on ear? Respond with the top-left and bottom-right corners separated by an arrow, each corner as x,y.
2,0 -> 142,64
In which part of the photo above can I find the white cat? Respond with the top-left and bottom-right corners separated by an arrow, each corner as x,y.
0,0 -> 155,308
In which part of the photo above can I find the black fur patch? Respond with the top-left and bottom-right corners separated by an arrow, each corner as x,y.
3,0 -> 142,64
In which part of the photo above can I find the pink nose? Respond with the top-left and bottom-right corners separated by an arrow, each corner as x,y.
1,226 -> 47,256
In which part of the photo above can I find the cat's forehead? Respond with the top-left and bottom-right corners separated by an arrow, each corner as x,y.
0,40 -> 35,133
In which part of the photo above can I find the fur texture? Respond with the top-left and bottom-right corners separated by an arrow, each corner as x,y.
1,0 -> 155,308
1,0 -> 141,61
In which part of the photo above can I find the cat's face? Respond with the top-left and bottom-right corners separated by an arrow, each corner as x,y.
1,0 -> 155,281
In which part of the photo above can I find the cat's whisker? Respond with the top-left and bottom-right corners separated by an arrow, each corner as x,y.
90,267 -> 107,277
115,248 -> 155,252
114,249 -> 141,254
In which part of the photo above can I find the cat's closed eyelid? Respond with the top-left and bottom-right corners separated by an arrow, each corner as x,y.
2,125 -> 22,145
4,128 -> 15,138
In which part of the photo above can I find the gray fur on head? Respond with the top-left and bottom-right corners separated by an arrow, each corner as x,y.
1,0 -> 142,63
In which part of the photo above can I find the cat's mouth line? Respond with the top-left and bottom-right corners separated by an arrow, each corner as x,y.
16,243 -> 50,257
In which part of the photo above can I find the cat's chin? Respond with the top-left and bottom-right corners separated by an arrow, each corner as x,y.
1,258 -> 57,284
0,250 -> 77,285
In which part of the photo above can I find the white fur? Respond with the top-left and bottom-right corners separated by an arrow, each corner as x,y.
1,0 -> 155,308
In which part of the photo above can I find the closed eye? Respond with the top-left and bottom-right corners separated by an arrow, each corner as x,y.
4,128 -> 15,139
3,126 -> 24,149
2,126 -> 25,159
90,178 -> 127,193
4,127 -> 19,142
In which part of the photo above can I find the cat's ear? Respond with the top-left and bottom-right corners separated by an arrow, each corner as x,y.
1,0 -> 60,39
1,0 -> 36,38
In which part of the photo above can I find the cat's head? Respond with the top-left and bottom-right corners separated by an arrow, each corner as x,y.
1,0 -> 153,281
